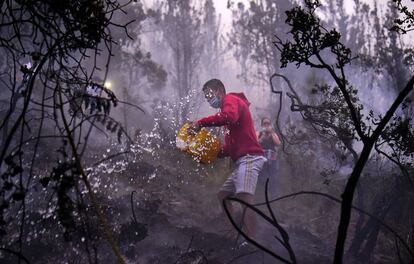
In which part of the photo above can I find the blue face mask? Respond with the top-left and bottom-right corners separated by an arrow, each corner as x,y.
208,96 -> 221,108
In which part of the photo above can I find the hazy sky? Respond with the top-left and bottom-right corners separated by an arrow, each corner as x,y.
212,0 -> 414,43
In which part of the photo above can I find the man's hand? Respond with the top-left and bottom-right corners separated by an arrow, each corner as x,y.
259,130 -> 270,138
187,121 -> 201,135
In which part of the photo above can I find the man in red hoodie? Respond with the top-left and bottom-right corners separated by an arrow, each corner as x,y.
189,79 -> 266,240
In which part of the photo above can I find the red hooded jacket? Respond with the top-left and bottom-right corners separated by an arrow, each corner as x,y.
197,92 -> 264,161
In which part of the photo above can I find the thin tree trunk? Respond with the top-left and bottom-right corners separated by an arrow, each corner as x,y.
334,75 -> 414,263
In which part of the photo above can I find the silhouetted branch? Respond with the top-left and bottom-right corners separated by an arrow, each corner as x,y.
335,75 -> 414,263
270,72 -> 359,162
57,85 -> 125,263
253,190 -> 414,260
269,73 -> 287,150
130,190 -> 138,224
264,179 -> 296,263
223,196 -> 293,263
375,144 -> 414,191
91,151 -> 131,168
223,179 -> 298,264
272,1 -> 414,262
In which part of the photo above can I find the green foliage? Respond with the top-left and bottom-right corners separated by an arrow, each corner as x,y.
391,0 -> 414,34
304,83 -> 359,142
381,115 -> 414,164
120,49 -> 167,93
278,0 -> 413,160
275,0 -> 364,158
278,0 -> 351,69
355,0 -> 411,91
70,82 -> 118,116
116,2 -> 168,97
10,0 -> 111,49
0,0 -> 137,259
231,0 -> 294,84
153,0 -> 219,121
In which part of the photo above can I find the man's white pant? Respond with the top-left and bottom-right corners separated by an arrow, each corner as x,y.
220,155 -> 266,195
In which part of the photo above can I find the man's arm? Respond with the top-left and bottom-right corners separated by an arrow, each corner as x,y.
197,96 -> 239,127
271,132 -> 281,145
257,131 -> 265,143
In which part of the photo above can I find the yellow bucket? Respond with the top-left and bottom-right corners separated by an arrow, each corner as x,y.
176,123 -> 221,164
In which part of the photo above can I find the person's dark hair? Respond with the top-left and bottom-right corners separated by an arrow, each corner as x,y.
261,117 -> 271,126
202,79 -> 226,93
